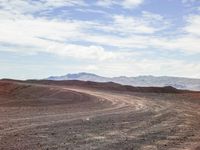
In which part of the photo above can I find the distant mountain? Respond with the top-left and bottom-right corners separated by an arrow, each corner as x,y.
47,72 -> 107,82
47,72 -> 200,91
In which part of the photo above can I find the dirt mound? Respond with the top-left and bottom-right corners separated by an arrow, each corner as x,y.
0,80 -> 103,107
0,81 -> 25,95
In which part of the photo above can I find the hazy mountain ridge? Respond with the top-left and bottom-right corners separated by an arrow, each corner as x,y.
47,72 -> 200,91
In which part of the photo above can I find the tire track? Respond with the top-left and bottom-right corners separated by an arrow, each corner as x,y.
0,87 -> 149,136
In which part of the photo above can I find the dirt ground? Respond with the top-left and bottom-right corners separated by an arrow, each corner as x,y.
0,80 -> 200,150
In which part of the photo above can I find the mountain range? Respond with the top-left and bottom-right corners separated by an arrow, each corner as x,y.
47,72 -> 200,91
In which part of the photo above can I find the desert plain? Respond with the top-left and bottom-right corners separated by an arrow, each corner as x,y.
0,80 -> 200,150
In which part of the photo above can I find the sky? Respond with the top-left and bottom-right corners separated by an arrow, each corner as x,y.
0,0 -> 200,79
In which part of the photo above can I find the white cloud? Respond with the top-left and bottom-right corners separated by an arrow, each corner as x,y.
0,25 -> 126,61
1,6 -> 200,58
96,0 -> 115,7
0,14 -> 135,61
182,0 -> 197,3
97,0 -> 143,8
122,0 -> 144,8
46,43 -> 126,61
1,0 -> 200,79
91,12 -> 169,35
0,3 -> 170,62
0,0 -> 85,15
0,17 -> 84,43
85,13 -> 200,54
184,15 -> 200,36
1,11 -> 199,62
112,15 -> 156,34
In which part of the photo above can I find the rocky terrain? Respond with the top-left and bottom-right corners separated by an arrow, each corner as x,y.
0,79 -> 200,150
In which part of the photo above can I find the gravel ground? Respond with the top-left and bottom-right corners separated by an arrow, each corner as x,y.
0,81 -> 200,150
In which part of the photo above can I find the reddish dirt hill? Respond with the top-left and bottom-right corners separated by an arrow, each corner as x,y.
0,80 -> 200,150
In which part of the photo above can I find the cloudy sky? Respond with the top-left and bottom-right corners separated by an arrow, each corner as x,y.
0,0 -> 200,79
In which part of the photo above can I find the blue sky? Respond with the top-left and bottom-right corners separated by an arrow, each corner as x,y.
0,0 -> 200,79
